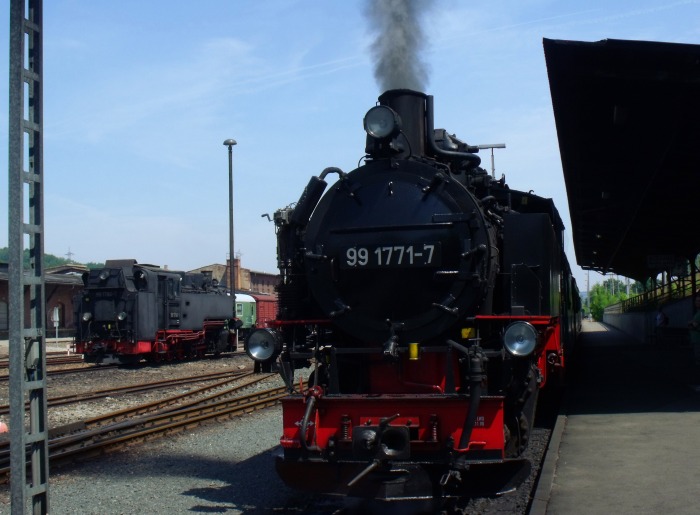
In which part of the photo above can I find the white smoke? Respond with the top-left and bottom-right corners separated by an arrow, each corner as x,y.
364,0 -> 436,92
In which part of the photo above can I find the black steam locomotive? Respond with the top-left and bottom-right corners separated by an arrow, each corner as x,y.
74,259 -> 237,364
245,90 -> 580,500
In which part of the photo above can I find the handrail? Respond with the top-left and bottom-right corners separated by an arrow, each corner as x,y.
605,272 -> 698,314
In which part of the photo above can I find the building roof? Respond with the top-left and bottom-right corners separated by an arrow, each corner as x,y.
46,264 -> 89,275
544,38 -> 700,280
0,263 -> 84,286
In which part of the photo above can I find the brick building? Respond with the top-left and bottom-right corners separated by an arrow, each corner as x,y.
0,263 -> 86,338
190,258 -> 278,295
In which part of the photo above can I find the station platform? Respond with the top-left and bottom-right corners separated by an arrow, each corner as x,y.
532,321 -> 700,515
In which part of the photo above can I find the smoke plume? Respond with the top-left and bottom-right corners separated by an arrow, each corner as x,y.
364,0 -> 435,92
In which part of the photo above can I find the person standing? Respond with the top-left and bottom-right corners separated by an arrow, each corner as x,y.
689,295 -> 700,365
655,304 -> 669,345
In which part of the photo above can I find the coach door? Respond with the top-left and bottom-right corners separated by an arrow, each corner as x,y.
158,275 -> 181,329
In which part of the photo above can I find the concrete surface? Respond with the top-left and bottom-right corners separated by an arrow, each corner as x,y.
535,321 -> 700,515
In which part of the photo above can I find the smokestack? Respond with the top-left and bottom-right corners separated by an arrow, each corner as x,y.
364,0 -> 435,92
377,89 -> 427,157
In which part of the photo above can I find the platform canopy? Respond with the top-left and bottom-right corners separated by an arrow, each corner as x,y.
544,38 -> 700,281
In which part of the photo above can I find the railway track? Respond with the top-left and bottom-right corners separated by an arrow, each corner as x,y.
0,353 -> 83,369
0,364 -> 120,382
0,350 -> 242,380
0,369 -> 252,417
0,373 -> 290,479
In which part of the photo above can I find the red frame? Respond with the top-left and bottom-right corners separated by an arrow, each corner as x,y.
281,394 -> 505,457
278,313 -> 564,459
74,320 -> 230,361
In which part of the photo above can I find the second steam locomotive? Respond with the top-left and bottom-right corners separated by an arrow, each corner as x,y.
245,89 -> 580,500
74,259 -> 237,364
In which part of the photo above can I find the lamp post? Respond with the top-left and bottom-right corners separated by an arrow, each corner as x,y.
223,139 -> 237,301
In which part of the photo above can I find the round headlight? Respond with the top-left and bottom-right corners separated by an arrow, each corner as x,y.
82,312 -> 92,322
244,328 -> 282,362
363,105 -> 401,139
117,311 -> 127,321
503,321 -> 538,357
99,270 -> 109,281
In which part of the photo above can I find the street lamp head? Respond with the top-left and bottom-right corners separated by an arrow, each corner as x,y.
223,139 -> 237,147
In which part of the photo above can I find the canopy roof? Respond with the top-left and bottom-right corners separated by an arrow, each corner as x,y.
544,38 -> 700,280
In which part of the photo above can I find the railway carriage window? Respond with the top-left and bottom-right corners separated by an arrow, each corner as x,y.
134,270 -> 148,290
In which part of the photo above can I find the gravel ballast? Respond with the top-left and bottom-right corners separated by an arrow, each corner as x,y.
0,347 -> 318,514
43,406 -> 307,514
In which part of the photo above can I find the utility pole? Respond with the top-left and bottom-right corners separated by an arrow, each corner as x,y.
587,270 -> 590,317
8,0 -> 50,512
476,143 -> 506,178
223,139 -> 237,298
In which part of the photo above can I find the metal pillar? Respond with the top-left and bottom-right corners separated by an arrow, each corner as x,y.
223,139 -> 237,297
8,0 -> 50,513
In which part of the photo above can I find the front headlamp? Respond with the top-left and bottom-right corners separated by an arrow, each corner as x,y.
363,105 -> 401,139
82,312 -> 92,322
244,328 -> 282,362
503,321 -> 538,357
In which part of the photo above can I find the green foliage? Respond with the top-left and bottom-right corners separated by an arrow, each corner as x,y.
629,280 -> 645,295
0,247 -> 102,269
588,278 -> 629,320
45,253 -> 71,268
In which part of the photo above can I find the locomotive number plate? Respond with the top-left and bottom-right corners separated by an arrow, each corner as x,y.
340,243 -> 441,269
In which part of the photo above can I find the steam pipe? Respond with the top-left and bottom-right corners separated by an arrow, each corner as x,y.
458,377 -> 482,450
447,340 -> 485,450
425,96 -> 481,167
300,388 -> 322,451
289,167 -> 344,227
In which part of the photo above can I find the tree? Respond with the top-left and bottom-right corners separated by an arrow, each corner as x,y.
0,247 -> 102,269
629,281 -> 645,295
588,279 -> 629,321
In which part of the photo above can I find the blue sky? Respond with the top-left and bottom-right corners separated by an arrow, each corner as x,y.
1,0 -> 699,292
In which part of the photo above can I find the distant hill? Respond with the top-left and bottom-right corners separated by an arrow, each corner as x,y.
0,248 -> 103,270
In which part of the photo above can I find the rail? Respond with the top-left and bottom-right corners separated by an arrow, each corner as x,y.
0,374 -> 288,479
0,370 -> 251,417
